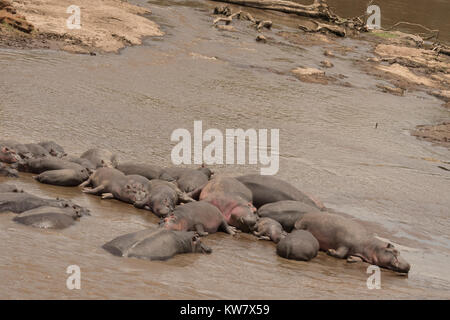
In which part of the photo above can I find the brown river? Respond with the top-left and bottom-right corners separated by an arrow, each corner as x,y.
0,0 -> 449,299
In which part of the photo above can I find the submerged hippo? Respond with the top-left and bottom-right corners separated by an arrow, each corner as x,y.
252,217 -> 286,243
258,200 -> 321,232
17,158 -> 85,174
80,148 -> 118,168
0,183 -> 22,193
161,201 -> 236,236
13,205 -> 88,229
189,176 -> 258,232
102,229 -> 212,261
0,192 -> 90,215
115,162 -> 173,181
0,146 -> 21,164
134,179 -> 193,216
38,141 -> 66,157
34,168 -> 90,187
276,230 -> 319,261
236,175 -> 325,210
0,163 -> 19,177
295,212 -> 411,273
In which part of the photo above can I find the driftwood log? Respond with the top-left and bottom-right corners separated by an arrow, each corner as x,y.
211,0 -> 335,20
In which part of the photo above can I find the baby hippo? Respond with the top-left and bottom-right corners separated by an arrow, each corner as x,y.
161,201 -> 236,236
103,229 -> 212,261
252,217 -> 286,243
276,230 -> 319,261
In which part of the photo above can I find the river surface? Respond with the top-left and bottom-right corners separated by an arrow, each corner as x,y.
0,0 -> 449,299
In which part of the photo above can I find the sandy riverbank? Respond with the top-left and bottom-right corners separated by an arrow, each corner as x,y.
0,0 -> 162,53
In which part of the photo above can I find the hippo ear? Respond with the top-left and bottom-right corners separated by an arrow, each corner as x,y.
386,243 -> 395,248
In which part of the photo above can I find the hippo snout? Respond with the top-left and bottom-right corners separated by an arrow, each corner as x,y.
241,214 -> 257,228
394,256 -> 411,274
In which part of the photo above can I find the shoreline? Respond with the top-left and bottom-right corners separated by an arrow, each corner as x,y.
1,0 -> 449,147
0,0 -> 163,54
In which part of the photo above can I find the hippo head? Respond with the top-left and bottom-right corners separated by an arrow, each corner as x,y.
160,214 -> 186,231
374,243 -> 410,274
150,193 -> 175,217
0,147 -> 21,164
191,234 -> 212,254
124,183 -> 147,203
229,201 -> 258,232
197,166 -> 213,179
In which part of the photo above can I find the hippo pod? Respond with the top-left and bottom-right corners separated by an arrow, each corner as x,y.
13,205 -> 88,229
276,230 -> 319,261
295,212 -> 411,273
258,200 -> 321,232
80,148 -> 118,168
192,176 -> 258,232
161,201 -> 236,236
102,229 -> 212,261
252,217 -> 286,243
115,162 -> 174,182
0,192 -> 90,215
34,169 -> 90,187
165,166 -> 213,193
0,163 -> 19,178
236,174 -> 325,210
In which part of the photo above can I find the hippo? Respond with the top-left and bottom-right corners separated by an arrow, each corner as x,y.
252,217 -> 286,243
161,201 -> 236,236
189,176 -> 258,232
38,141 -> 66,157
0,141 -> 32,160
168,167 -> 213,193
258,200 -> 321,232
13,205 -> 87,229
134,179 -> 193,216
0,146 -> 21,164
34,168 -> 90,187
23,143 -> 50,158
295,212 -> 411,273
236,175 -> 325,210
101,174 -> 149,204
276,230 -> 319,261
0,192 -> 89,215
17,158 -> 85,174
80,148 -> 118,168
0,163 -> 19,177
115,162 -> 173,182
0,183 -> 22,193
102,228 -> 212,261
62,155 -> 96,171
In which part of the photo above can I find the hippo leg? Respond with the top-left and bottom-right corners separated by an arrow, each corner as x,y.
221,221 -> 236,236
327,247 -> 349,259
347,255 -> 364,263
177,189 -> 195,203
82,185 -> 105,194
79,178 -> 91,188
101,193 -> 114,199
194,224 -> 209,236
255,234 -> 271,241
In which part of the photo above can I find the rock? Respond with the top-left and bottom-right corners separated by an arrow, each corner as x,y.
430,90 -> 450,102
376,84 -> 405,96
324,50 -> 335,57
320,60 -> 333,68
292,67 -> 325,77
0,3 -> 34,34
256,35 -> 267,43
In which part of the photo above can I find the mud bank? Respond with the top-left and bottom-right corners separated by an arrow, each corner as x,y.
0,0 -> 162,53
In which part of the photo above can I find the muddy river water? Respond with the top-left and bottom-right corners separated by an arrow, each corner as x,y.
0,0 -> 449,299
